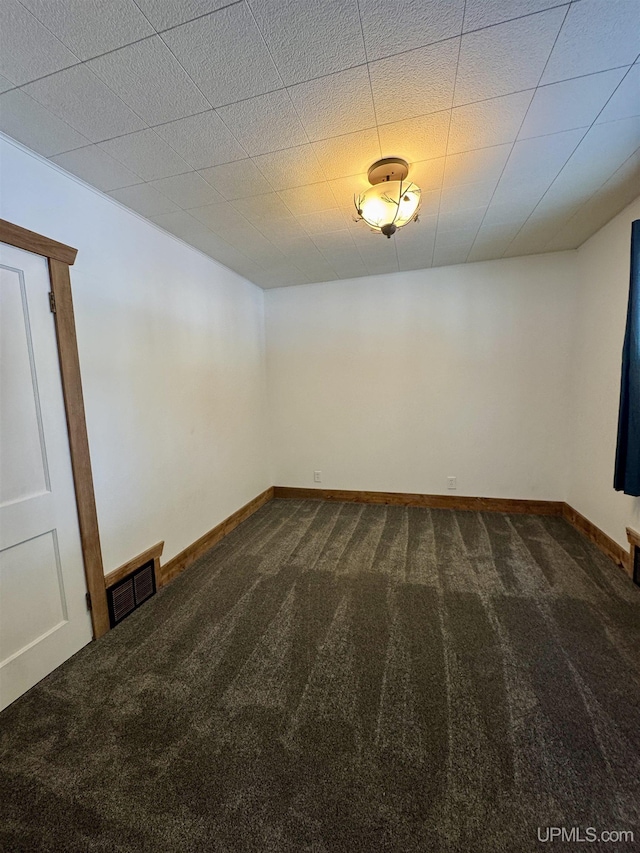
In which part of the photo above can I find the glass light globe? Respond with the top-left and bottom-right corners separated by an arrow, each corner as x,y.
355,180 -> 421,237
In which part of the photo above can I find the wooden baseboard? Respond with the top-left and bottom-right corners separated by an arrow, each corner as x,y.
273,486 -> 633,577
273,486 -> 564,516
104,541 -> 164,590
159,487 -> 274,587
562,503 -> 631,575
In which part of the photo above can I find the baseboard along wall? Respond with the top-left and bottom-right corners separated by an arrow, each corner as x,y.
106,486 -> 633,608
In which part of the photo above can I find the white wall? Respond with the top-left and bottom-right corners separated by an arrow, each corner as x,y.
0,137 -> 271,573
567,197 -> 640,549
266,253 -> 578,501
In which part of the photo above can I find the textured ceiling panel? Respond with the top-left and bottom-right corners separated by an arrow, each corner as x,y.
22,65 -> 146,141
161,4 -> 282,106
2,0 -> 638,288
287,66 -> 376,142
86,37 -> 210,126
18,0 -> 153,60
454,7 -> 566,105
247,0 -> 365,86
0,0 -> 78,85
359,0 -> 464,62
51,144 -> 141,191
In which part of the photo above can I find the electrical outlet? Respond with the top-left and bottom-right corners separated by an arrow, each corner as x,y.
447,476 -> 457,490
314,470 -> 322,483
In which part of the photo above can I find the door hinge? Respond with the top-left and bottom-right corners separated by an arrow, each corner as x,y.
49,291 -> 56,313
86,592 -> 92,611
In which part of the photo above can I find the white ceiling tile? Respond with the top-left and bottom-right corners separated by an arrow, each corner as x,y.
154,111 -> 247,169
490,179 -> 550,209
540,116 -> 640,200
288,66 -> 376,142
248,0 -> 365,86
198,159 -> 274,199
541,0 -> 640,84
254,266 -> 310,288
359,0 -> 464,61
312,129 -> 381,180
51,144 -> 141,191
0,0 -> 79,85
443,144 -> 512,186
278,182 -> 338,216
263,219 -> 310,245
545,151 -> 640,248
378,110 -> 450,164
439,181 -> 497,214
161,4 -> 282,107
0,88 -> 90,157
22,65 -> 147,142
86,37 -> 210,126
133,0 -> 230,30
149,172 -> 225,208
437,206 -> 486,232
328,174 -> 372,213
149,209 -> 215,241
433,244 -> 471,267
596,64 -> 640,124
216,91 -> 307,156
108,183 -> 180,217
464,0 -> 568,31
447,90 -> 534,154
416,189 -> 442,218
231,192 -> 296,226
19,0 -> 153,60
500,128 -> 585,189
454,8 -> 566,106
297,208 -> 350,234
254,144 -> 326,189
221,225 -> 285,264
519,68 -> 627,139
370,39 -> 459,124
99,129 -> 191,180
0,75 -> 14,94
226,254 -> 264,283
404,158 -> 446,193
482,199 -> 537,227
472,221 -> 523,244
466,241 -> 508,263
435,226 -> 479,248
504,212 -> 575,255
189,201 -> 248,233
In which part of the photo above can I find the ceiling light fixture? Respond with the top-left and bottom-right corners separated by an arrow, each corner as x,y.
354,157 -> 421,238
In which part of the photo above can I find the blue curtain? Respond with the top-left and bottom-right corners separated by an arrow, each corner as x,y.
614,219 -> 640,496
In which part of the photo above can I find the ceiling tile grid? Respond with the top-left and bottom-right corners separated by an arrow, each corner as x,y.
0,0 -> 637,288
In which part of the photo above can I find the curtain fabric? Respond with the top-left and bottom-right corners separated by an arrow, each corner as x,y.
614,219 -> 640,496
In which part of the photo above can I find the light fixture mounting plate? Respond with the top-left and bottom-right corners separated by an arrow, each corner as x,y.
367,157 -> 409,185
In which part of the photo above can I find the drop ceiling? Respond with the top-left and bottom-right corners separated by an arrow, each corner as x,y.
0,0 -> 638,288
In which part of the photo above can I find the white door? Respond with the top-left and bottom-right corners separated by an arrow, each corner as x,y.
0,242 -> 92,711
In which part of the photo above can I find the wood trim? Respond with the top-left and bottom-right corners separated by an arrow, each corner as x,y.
49,259 -> 109,637
105,541 -> 164,590
272,486 -> 564,516
626,527 -> 640,550
160,487 -> 274,587
0,219 -> 77,265
562,503 -> 631,575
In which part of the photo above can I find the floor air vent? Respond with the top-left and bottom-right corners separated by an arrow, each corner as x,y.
107,559 -> 156,627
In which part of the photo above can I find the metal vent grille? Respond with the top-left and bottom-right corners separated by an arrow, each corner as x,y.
107,560 -> 156,627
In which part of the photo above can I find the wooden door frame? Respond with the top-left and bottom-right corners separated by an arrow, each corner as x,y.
1,219 -> 109,638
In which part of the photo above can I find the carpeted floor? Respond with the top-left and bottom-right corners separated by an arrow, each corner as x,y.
1,500 -> 639,852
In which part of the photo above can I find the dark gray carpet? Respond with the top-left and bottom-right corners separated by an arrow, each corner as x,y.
1,500 -> 639,853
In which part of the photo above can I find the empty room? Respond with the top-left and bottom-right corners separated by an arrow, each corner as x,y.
1,0 -> 639,850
